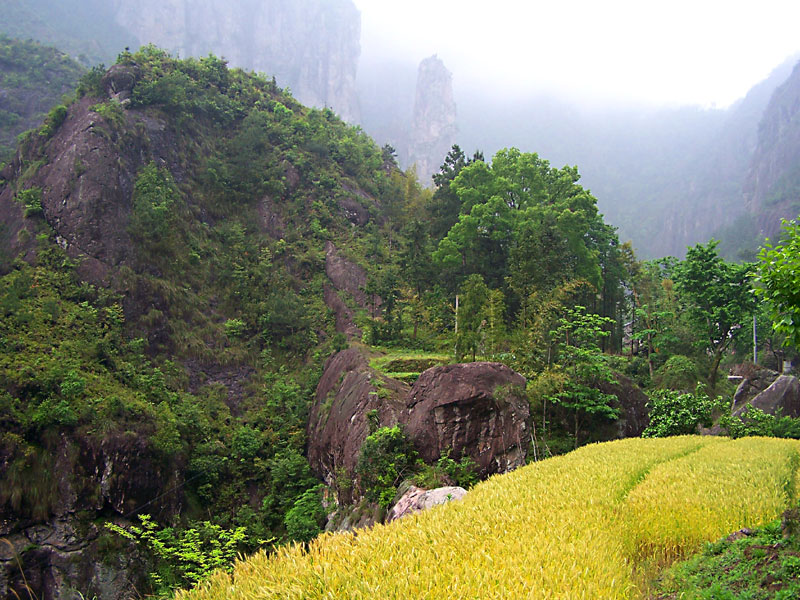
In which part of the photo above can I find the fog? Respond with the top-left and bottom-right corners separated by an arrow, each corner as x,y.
354,0 -> 800,109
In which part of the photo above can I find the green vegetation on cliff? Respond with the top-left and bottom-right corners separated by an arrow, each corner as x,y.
0,35 -> 84,163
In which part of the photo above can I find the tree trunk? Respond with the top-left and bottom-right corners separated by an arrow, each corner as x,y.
709,349 -> 724,391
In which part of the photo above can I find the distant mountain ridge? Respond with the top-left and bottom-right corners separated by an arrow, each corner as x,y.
741,60 -> 800,244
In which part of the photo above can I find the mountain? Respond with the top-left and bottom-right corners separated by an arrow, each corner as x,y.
0,36 -> 85,163
406,55 -> 458,184
0,0 -> 362,122
110,0 -> 362,123
453,57 -> 799,258
741,60 -> 800,245
0,47 -> 404,599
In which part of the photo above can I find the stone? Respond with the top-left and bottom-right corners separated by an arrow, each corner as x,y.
404,362 -> 529,477
733,375 -> 800,419
595,373 -> 650,438
406,55 -> 458,185
101,64 -> 140,103
387,485 -> 467,523
306,348 -> 407,496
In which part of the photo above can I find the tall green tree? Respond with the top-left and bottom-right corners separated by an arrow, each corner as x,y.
674,241 -> 755,389
756,219 -> 800,349
546,306 -> 618,447
456,274 -> 491,361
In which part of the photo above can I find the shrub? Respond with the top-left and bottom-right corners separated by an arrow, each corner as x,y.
653,355 -> 699,391
356,425 -> 418,508
39,104 -> 68,138
719,407 -> 800,439
224,318 -> 246,339
106,515 -> 247,597
642,386 -> 725,437
15,187 -> 43,217
284,484 -> 326,543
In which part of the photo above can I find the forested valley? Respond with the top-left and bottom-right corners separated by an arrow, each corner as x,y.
1,37 -> 800,600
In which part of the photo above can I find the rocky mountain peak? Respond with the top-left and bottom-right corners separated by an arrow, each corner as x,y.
407,54 -> 458,184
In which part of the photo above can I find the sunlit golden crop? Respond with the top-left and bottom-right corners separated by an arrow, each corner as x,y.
178,436 -> 800,600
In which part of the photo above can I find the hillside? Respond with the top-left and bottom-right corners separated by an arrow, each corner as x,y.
0,46 -> 412,599
0,35 -> 84,164
178,436 -> 800,599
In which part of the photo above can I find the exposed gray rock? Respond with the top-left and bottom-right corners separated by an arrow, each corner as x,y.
406,55 -> 458,185
405,362 -> 529,477
596,373 -> 650,438
387,485 -> 467,523
324,241 -> 379,313
733,374 -> 800,419
307,357 -> 530,502
742,59 -> 800,242
731,365 -> 780,411
101,64 -> 140,103
306,348 -> 407,498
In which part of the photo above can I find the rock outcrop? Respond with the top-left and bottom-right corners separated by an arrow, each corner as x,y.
733,375 -> 800,419
596,374 -> 650,438
731,365 -> 781,411
742,59 -> 800,242
306,348 -> 408,495
110,0 -> 362,122
386,485 -> 467,523
307,356 -> 529,492
0,433 -> 182,600
325,241 -> 381,315
405,362 -> 529,476
406,55 -> 458,185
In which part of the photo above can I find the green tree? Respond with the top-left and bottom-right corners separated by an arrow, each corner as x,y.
546,306 -> 619,447
356,425 -> 418,508
456,274 -> 491,361
284,484 -> 326,543
642,387 -> 724,437
756,219 -> 800,349
674,241 -> 755,389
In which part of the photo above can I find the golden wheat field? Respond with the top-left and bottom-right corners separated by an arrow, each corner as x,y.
179,436 -> 800,600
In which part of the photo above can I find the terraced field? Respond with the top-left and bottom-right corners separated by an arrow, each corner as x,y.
179,437 -> 800,599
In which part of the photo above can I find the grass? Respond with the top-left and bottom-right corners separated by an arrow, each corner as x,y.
652,506 -> 800,599
177,436 -> 800,599
369,350 -> 451,383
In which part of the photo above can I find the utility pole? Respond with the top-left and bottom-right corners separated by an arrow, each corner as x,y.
454,294 -> 459,336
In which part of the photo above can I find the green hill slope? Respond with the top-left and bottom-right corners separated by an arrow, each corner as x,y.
179,436 -> 800,600
0,35 -> 85,163
0,45 -> 415,598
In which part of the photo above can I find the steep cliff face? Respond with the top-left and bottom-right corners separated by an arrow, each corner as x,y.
110,0 -> 361,122
407,55 -> 458,185
742,60 -> 800,242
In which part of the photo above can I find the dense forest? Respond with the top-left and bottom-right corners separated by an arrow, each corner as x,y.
1,41 -> 800,599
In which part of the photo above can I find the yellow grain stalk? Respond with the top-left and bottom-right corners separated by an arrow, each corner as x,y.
178,436 -> 800,600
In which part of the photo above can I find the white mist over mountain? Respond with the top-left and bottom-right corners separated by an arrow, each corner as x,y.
354,0 -> 800,109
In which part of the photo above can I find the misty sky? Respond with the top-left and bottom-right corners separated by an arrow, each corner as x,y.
353,0 -> 800,108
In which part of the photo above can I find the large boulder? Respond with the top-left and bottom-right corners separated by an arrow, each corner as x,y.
404,362 -> 529,477
306,348 -> 407,494
733,375 -> 800,419
596,374 -> 650,438
307,357 -> 531,499
731,365 -> 781,411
